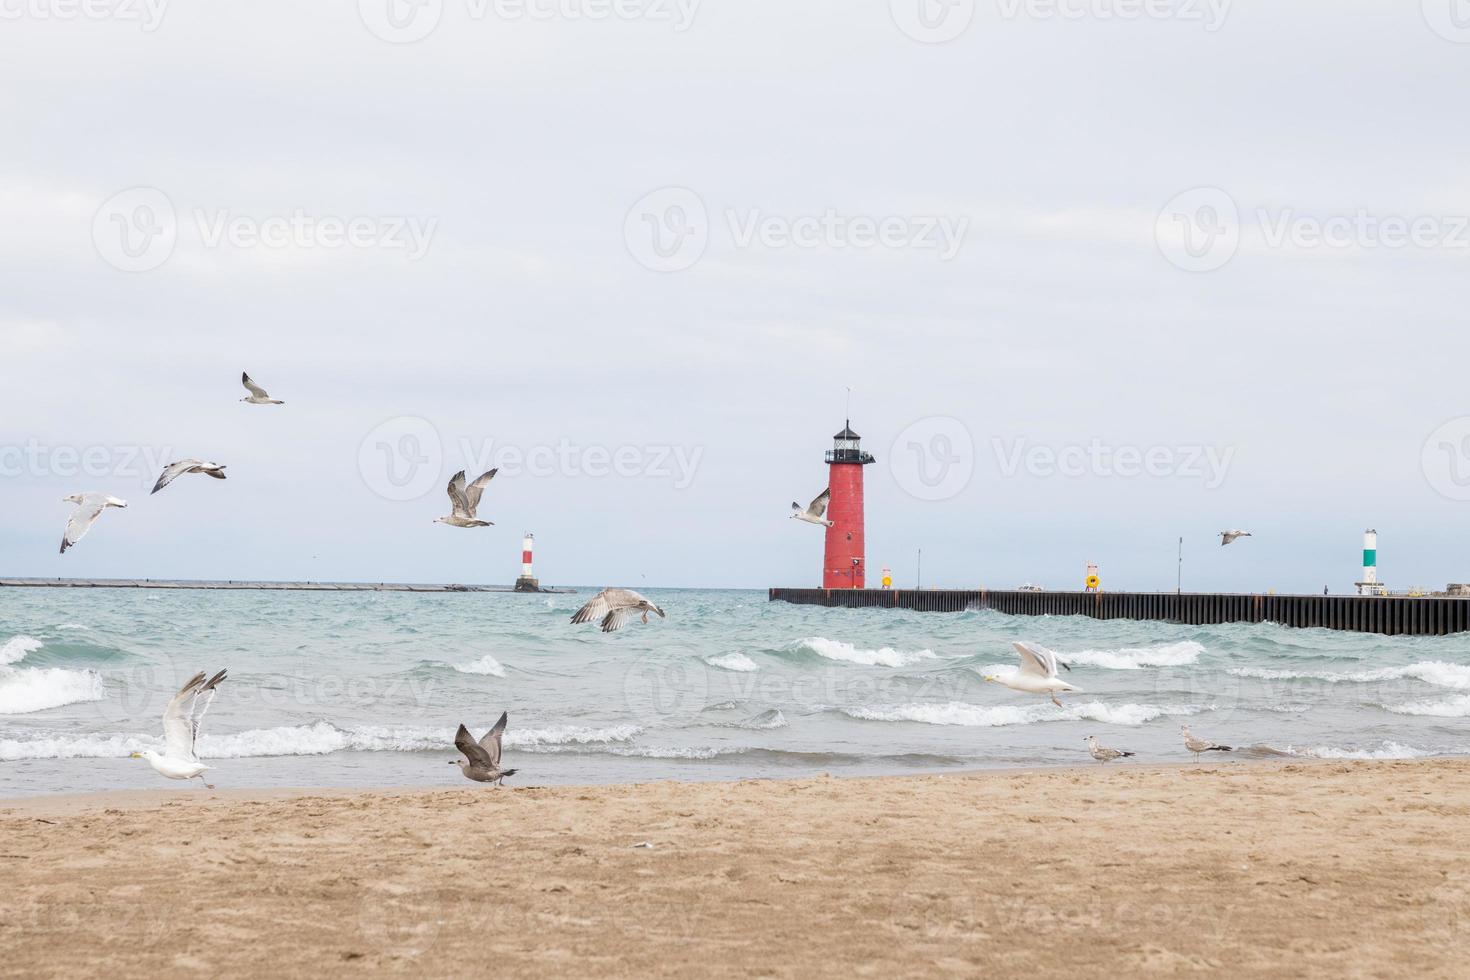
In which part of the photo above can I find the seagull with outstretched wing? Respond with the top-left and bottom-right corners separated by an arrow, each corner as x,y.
151,459 -> 227,495
983,641 -> 1079,708
571,587 -> 666,633
791,489 -> 834,527
450,712 -> 518,785
435,469 -> 497,528
130,670 -> 228,788
239,372 -> 284,405
59,492 -> 127,553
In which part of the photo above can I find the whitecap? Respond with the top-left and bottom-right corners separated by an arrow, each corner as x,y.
453,655 -> 506,677
1228,661 -> 1470,690
0,666 -> 106,714
790,637 -> 936,668
843,700 -> 1209,727
1,635 -> 43,666
1279,741 -> 1434,761
739,708 -> 787,730
1059,641 -> 1204,670
1380,694 -> 1470,718
706,653 -> 758,672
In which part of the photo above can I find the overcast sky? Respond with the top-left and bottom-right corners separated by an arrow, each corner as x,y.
2,1 -> 1468,593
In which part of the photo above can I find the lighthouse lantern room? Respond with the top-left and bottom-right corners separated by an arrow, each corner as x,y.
822,420 -> 875,589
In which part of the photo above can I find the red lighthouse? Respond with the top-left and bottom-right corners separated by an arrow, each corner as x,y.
822,421 -> 875,589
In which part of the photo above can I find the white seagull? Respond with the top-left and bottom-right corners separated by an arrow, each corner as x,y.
571,588 -> 666,633
434,469 -> 498,528
151,459 -> 227,495
791,489 -> 834,527
449,712 -> 518,786
130,670 -> 227,788
1084,735 -> 1135,765
1181,724 -> 1232,761
59,492 -> 127,554
1219,530 -> 1252,547
983,641 -> 1078,707
239,371 -> 284,405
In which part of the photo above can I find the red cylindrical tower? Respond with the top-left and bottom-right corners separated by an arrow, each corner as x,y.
822,421 -> 874,589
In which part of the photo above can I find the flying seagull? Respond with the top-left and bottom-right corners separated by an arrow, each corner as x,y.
151,459 -> 227,495
983,641 -> 1078,708
1219,530 -> 1252,546
450,712 -> 518,785
791,489 -> 834,527
59,492 -> 127,554
1181,724 -> 1232,762
571,588 -> 666,633
1084,735 -> 1135,765
435,469 -> 497,528
239,372 -> 284,405
130,670 -> 227,788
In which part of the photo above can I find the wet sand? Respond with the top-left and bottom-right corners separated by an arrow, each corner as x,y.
2,759 -> 1468,977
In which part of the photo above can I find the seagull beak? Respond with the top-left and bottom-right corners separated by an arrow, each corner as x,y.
129,752 -> 142,759
982,675 -> 995,683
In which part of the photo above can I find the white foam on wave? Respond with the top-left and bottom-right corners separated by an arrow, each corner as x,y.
739,708 -> 787,730
0,721 -> 644,761
1380,694 -> 1470,718
1060,641 -> 1204,670
0,667 -> 106,714
452,655 -> 506,677
791,637 -> 937,668
1,635 -> 43,666
706,653 -> 759,672
1281,741 -> 1434,761
844,700 -> 1210,728
1228,661 -> 1470,690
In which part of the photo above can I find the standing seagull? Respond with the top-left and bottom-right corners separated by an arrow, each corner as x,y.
239,372 -> 284,405
129,670 -> 227,789
1084,735 -> 1135,765
59,492 -> 127,554
151,459 -> 227,495
791,489 -> 834,527
450,712 -> 518,785
1219,530 -> 1252,546
571,588 -> 666,633
983,641 -> 1078,708
434,469 -> 497,528
1181,724 -> 1232,762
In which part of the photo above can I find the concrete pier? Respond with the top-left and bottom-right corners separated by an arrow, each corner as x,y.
768,588 -> 1470,637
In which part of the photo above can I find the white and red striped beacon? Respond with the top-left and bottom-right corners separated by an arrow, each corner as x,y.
514,532 -> 540,592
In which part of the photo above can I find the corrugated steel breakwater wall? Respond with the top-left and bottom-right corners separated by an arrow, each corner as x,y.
768,588 -> 1470,637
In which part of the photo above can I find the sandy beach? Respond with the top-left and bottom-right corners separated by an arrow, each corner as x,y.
2,759 -> 1467,978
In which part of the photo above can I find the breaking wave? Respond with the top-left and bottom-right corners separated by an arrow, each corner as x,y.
842,700 -> 1211,728
785,637 -> 937,668
1227,661 -> 1470,690
1278,741 -> 1435,761
452,655 -> 506,677
1059,641 -> 1204,670
1379,694 -> 1470,718
1,635 -> 43,666
706,653 -> 759,672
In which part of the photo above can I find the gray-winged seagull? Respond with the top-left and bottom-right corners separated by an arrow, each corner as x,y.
240,372 -> 284,405
130,669 -> 227,788
1219,530 -> 1252,546
1181,724 -> 1232,761
59,492 -> 127,553
434,468 -> 497,527
1084,735 -> 1135,764
151,459 -> 227,494
791,489 -> 833,527
983,641 -> 1078,707
450,712 -> 518,785
571,588 -> 666,633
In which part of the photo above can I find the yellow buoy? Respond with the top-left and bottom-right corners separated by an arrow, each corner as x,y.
881,575 -> 893,588
1085,574 -> 1100,590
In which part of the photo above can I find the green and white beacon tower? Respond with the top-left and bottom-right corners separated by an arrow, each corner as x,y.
1356,528 -> 1387,596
